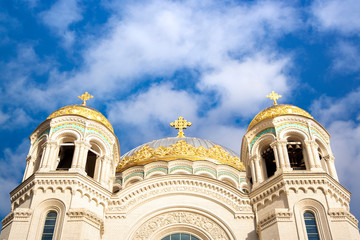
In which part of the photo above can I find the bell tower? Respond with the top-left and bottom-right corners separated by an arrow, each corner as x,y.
241,92 -> 359,240
1,93 -> 120,240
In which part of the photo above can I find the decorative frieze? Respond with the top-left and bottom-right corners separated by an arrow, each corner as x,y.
133,211 -> 228,240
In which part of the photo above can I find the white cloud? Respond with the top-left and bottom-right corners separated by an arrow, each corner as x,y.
107,83 -> 199,147
39,0 -> 83,47
311,0 -> 360,34
331,41 -> 360,73
199,55 -> 291,119
77,0 -> 298,94
310,88 -> 360,218
0,140 -> 29,215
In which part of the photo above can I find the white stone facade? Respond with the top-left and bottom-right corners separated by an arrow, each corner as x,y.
0,105 -> 359,240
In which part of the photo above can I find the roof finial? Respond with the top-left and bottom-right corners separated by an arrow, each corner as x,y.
170,116 -> 192,138
266,91 -> 282,105
78,92 -> 93,106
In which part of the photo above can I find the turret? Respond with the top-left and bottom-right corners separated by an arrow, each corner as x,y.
241,91 -> 358,240
1,92 -> 119,240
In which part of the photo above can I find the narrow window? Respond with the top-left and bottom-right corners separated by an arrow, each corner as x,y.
304,212 -> 320,240
41,211 -> 57,240
57,143 -> 75,170
288,142 -> 306,170
85,148 -> 99,178
261,146 -> 276,178
162,233 -> 200,240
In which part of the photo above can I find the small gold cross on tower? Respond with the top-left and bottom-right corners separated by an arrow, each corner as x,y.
170,116 -> 192,138
78,92 -> 93,106
266,91 -> 282,105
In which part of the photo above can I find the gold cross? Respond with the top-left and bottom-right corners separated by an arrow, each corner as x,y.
170,116 -> 192,138
266,91 -> 282,105
78,92 -> 93,106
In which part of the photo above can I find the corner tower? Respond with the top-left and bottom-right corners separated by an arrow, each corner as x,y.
1,93 -> 120,240
241,92 -> 359,239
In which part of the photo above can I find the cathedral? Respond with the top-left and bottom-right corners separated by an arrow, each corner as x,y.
0,91 -> 359,240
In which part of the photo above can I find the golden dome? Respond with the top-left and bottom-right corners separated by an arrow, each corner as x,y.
47,105 -> 114,132
248,104 -> 313,130
117,137 -> 245,172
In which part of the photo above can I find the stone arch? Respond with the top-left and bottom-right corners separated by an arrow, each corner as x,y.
281,129 -> 309,170
27,198 -> 66,240
218,175 -> 238,188
239,182 -> 249,194
53,130 -> 80,171
124,176 -> 143,188
52,129 -> 82,142
314,137 -> 331,173
27,135 -> 48,177
293,198 -> 332,240
128,207 -> 235,240
86,135 -> 108,156
252,134 -> 277,180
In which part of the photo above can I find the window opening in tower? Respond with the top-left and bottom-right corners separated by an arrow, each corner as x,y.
287,142 -> 306,170
85,148 -> 98,178
56,143 -> 75,170
261,146 -> 276,178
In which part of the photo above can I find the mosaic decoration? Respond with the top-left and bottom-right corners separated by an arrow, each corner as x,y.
47,105 -> 114,132
250,128 -> 276,149
276,123 -> 325,142
194,167 -> 216,176
123,172 -> 144,182
34,129 -> 50,144
145,167 -> 168,176
248,104 -> 313,130
117,140 -> 245,172
218,171 -> 239,181
52,123 -> 85,133
87,128 -> 111,147
169,166 -> 192,173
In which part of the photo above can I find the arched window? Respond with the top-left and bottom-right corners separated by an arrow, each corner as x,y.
41,211 -> 57,240
85,143 -> 101,178
287,140 -> 305,170
304,212 -> 320,240
162,233 -> 200,240
57,143 -> 75,170
261,146 -> 276,178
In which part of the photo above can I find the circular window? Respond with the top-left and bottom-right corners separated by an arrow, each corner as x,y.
161,233 -> 200,240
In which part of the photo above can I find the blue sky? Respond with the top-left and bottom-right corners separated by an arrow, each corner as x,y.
1,0 -> 360,226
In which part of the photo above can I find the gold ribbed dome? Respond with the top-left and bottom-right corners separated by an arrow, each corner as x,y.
248,104 -> 313,130
47,105 -> 114,132
117,137 -> 245,172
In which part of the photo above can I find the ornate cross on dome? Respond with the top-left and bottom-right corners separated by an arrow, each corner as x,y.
78,92 -> 93,106
170,116 -> 192,138
266,91 -> 282,105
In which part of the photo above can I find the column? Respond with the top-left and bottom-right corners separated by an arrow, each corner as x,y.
250,159 -> 257,184
71,141 -> 82,169
325,155 -> 339,180
39,140 -> 58,172
22,155 -> 33,181
100,156 -> 112,188
79,142 -> 91,171
310,141 -> 322,168
279,140 -> 291,169
304,140 -> 315,169
251,155 -> 263,184
270,142 -> 280,170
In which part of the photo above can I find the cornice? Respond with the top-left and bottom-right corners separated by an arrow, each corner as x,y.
250,173 -> 351,206
107,175 -> 253,217
10,172 -> 112,207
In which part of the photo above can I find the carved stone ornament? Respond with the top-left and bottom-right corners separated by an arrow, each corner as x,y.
47,105 -> 114,132
133,211 -> 228,240
248,104 -> 313,130
117,140 -> 245,171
